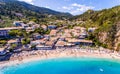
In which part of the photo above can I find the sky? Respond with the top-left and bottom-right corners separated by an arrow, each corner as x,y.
19,0 -> 120,15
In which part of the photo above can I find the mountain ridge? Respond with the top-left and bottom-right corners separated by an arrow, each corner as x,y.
0,0 -> 72,16
0,0 -> 72,27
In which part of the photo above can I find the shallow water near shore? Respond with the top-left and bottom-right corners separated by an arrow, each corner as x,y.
1,57 -> 120,74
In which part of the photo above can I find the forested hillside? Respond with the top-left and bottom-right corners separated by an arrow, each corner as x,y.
0,0 -> 72,27
70,6 -> 120,50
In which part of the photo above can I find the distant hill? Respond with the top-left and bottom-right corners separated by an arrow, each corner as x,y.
70,6 -> 120,27
70,6 -> 120,50
0,0 -> 72,16
0,0 -> 72,27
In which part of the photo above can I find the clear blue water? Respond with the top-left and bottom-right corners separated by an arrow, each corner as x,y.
1,57 -> 120,74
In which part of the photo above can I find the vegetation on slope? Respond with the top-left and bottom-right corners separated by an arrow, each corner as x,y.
0,0 -> 72,27
71,6 -> 120,50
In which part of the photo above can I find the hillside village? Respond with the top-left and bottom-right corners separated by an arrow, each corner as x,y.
0,0 -> 119,57
1,0 -> 120,74
0,21 -> 95,56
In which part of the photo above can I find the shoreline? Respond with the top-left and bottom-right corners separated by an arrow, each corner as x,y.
0,48 -> 120,69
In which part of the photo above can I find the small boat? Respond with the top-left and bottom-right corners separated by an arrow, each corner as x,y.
100,68 -> 104,72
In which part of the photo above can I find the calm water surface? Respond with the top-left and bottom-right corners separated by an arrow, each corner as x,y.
1,57 -> 120,74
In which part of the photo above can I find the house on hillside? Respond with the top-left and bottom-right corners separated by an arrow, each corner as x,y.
55,41 -> 66,48
79,27 -> 86,32
26,27 -> 34,32
48,25 -> 57,29
79,32 -> 88,39
31,24 -> 40,30
14,21 -> 29,29
59,37 -> 66,41
0,47 -> 7,56
30,39 -> 46,45
65,42 -> 75,47
67,38 -> 93,46
44,35 -> 50,40
45,40 -> 55,49
55,40 -> 74,48
0,27 -> 23,37
65,32 -> 73,38
33,33 -> 44,40
50,36 -> 59,42
7,39 -> 20,46
21,24 -> 29,29
49,30 -> 58,36
88,28 -> 96,32
15,13 -> 23,17
41,25 -> 48,31
13,21 -> 23,27
36,44 -> 52,50
0,29 -> 9,37
64,29 -> 72,33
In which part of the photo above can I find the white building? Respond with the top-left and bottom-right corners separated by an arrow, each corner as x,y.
0,48 -> 7,56
0,27 -> 23,37
36,44 -> 52,50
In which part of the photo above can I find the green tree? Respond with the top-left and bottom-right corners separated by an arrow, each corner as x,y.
9,30 -> 18,37
22,38 -> 30,45
34,27 -> 45,35
9,44 -> 17,52
0,40 -> 7,46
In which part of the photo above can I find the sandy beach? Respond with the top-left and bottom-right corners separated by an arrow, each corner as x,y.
0,48 -> 120,68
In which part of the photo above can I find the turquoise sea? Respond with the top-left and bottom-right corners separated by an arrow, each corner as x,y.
1,57 -> 120,74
